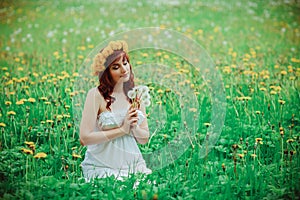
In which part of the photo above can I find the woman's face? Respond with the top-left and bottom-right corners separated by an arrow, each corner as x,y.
109,55 -> 131,84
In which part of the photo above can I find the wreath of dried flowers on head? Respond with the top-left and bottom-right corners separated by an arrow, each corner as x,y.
92,40 -> 129,76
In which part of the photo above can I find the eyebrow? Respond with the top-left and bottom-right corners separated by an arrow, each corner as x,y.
112,57 -> 127,66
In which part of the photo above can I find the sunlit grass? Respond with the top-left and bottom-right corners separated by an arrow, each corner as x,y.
0,0 -> 299,199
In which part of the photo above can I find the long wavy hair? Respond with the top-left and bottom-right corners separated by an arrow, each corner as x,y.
97,50 -> 134,110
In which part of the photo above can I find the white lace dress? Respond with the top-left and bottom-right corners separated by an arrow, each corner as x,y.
81,109 -> 152,181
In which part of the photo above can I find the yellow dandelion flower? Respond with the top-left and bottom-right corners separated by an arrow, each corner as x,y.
189,108 -> 197,112
65,105 -> 70,109
263,75 -> 270,79
73,72 -> 79,77
255,138 -> 263,143
270,90 -> 277,95
165,88 -> 171,93
280,70 -> 287,75
16,100 -> 24,105
255,111 -> 261,115
5,101 -> 12,106
260,87 -> 267,91
156,52 -> 162,56
46,120 -> 54,123
40,97 -> 48,101
53,51 -> 59,57
289,76 -> 296,80
27,98 -> 36,103
69,92 -> 76,97
7,111 -> 16,115
17,67 -> 24,71
63,114 -> 70,118
2,67 -> 8,71
15,57 -> 20,62
72,153 -> 82,159
136,61 -> 142,65
56,115 -> 63,120
291,57 -> 300,63
142,53 -> 148,57
244,96 -> 252,101
251,154 -> 257,158
34,152 -> 47,159
88,44 -> 94,49
223,68 -> 231,74
5,80 -> 13,85
278,100 -> 285,105
24,141 -> 35,146
163,55 -> 169,59
0,123 -> 6,127
275,86 -> 281,91
204,123 -> 211,127
21,148 -> 33,155
238,154 -> 244,158
157,89 -> 164,93
286,139 -> 294,143
44,101 -> 51,105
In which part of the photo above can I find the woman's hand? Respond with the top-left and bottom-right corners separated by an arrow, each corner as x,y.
120,107 -> 138,134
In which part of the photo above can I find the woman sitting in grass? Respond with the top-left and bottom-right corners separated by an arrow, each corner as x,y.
79,40 -> 151,181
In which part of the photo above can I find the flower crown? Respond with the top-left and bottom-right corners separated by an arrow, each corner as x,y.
92,40 -> 129,76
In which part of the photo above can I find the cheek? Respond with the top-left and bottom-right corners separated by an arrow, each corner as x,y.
126,64 -> 131,72
110,70 -> 119,80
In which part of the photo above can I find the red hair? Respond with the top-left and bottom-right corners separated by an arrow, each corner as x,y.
97,51 -> 134,110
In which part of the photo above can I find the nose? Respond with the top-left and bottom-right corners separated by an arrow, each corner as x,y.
121,64 -> 127,73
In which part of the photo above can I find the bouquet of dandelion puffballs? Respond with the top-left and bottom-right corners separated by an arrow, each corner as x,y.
127,85 -> 151,109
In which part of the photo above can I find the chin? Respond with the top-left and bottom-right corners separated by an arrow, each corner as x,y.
124,76 -> 130,82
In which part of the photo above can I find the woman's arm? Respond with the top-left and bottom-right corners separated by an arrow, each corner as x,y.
131,105 -> 150,145
79,88 -> 134,146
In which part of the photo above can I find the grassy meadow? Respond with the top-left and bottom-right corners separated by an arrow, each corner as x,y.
0,0 -> 300,199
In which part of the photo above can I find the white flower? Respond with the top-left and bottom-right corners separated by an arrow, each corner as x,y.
141,93 -> 150,101
127,85 -> 151,108
127,90 -> 136,99
140,85 -> 149,93
142,99 -> 151,107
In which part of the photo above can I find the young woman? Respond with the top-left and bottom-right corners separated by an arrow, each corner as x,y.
80,40 -> 151,181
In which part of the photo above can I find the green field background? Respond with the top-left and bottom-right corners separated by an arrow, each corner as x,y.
0,0 -> 299,199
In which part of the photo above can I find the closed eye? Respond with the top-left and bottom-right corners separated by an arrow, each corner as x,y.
112,64 -> 120,70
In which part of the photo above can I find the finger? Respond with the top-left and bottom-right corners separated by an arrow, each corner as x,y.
129,107 -> 137,112
129,111 -> 138,117
129,118 -> 138,124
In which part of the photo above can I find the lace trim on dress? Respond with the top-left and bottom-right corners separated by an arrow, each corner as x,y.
97,109 -> 145,130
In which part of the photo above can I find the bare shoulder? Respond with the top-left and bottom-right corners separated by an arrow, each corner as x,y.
86,87 -> 106,110
87,87 -> 104,100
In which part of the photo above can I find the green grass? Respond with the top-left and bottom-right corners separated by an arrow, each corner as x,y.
0,0 -> 300,199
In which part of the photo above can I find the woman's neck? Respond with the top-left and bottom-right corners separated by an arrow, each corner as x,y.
113,81 -> 124,94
